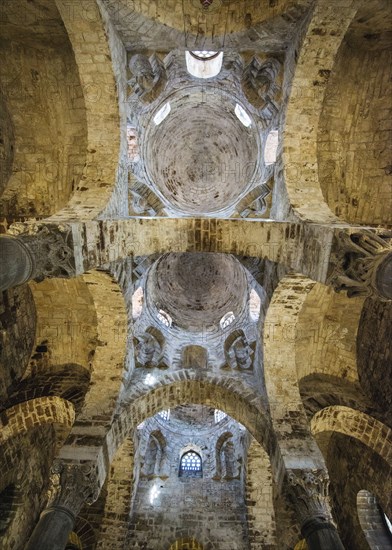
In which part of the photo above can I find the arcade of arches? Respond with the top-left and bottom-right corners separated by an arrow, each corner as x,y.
0,0 -> 391,549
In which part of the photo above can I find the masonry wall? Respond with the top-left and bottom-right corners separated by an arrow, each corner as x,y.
128,413 -> 249,550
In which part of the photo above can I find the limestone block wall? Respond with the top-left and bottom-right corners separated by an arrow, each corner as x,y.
318,33 -> 392,225
128,411 -> 249,549
0,284 -> 36,401
0,0 -> 87,218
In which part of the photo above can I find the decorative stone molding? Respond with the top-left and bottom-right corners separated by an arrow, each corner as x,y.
135,332 -> 164,368
286,469 -> 333,527
46,461 -> 100,517
242,56 -> 282,121
327,230 -> 392,301
128,53 -> 167,104
235,182 -> 272,218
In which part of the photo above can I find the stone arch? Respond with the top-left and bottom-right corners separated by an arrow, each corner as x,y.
282,0 -> 358,222
52,0 -> 126,220
30,271 -> 127,426
310,406 -> 392,466
0,396 -> 75,446
0,0 -> 88,218
263,275 -> 327,479
105,373 -> 272,473
317,0 -> 392,225
3,364 -> 90,415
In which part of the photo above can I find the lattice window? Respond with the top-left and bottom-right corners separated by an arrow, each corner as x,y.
179,451 -> 202,477
220,311 -> 235,329
157,309 -> 172,327
214,409 -> 227,423
158,409 -> 170,421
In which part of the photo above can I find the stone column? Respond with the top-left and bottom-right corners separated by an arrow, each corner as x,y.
287,469 -> 345,550
0,236 -> 34,291
0,225 -> 76,292
26,461 -> 99,550
328,230 -> 392,301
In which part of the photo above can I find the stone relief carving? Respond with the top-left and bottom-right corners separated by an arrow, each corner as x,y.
8,223 -> 76,282
46,460 -> 99,515
242,56 -> 282,121
128,53 -> 167,103
327,230 -> 392,301
286,469 -> 333,526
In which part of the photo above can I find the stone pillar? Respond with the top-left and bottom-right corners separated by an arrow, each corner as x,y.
0,225 -> 76,291
26,461 -> 99,550
0,236 -> 34,292
287,469 -> 345,550
328,230 -> 392,301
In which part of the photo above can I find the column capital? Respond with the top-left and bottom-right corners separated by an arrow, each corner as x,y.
8,223 -> 77,283
46,460 -> 100,517
328,229 -> 392,301
286,468 -> 333,526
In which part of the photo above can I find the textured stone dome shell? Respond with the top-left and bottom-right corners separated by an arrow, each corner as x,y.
145,252 -> 248,331
142,86 -> 261,216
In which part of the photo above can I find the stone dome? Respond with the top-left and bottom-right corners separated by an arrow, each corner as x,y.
145,253 -> 248,331
142,86 -> 261,216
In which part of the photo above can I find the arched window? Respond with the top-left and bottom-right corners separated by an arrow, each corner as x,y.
158,409 -> 170,421
264,129 -> 279,165
235,104 -> 252,128
179,451 -> 202,478
249,289 -> 261,321
357,490 -> 392,547
157,309 -> 172,327
185,51 -> 223,79
132,286 -> 144,319
214,409 -> 227,423
220,311 -> 235,330
126,126 -> 140,162
153,102 -> 171,125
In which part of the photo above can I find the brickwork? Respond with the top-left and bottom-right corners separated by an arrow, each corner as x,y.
0,284 -> 36,401
296,283 -> 364,383
245,438 -> 276,549
0,396 -> 75,446
0,0 -> 87,219
318,27 -> 392,225
0,426 -> 58,550
128,409 -> 249,549
357,298 -> 392,416
283,0 -> 358,223
0,0 -> 391,548
326,434 -> 391,550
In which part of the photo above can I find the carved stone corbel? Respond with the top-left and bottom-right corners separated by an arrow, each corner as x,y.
327,230 -> 392,301
47,460 -> 100,516
286,469 -> 332,527
0,225 -> 76,291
